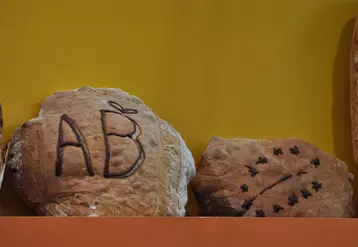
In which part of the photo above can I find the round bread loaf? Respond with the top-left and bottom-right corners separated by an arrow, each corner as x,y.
4,86 -> 195,216
191,137 -> 355,217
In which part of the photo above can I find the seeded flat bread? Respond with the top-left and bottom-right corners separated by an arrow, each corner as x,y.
191,137 -> 354,217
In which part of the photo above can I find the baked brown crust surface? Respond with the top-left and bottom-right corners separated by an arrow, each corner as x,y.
5,87 -> 195,216
192,137 -> 354,217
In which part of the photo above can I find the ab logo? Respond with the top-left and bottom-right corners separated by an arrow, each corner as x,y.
55,101 -> 145,178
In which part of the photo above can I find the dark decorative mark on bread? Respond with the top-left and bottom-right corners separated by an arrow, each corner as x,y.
240,184 -> 249,192
255,209 -> 266,217
300,189 -> 312,199
289,146 -> 300,155
273,148 -> 283,156
288,194 -> 299,206
310,157 -> 320,168
256,156 -> 268,164
273,204 -> 284,213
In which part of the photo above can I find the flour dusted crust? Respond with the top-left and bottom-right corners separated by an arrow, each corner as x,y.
5,87 -> 195,216
191,137 -> 355,218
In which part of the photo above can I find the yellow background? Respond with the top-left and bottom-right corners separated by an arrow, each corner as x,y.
1,0 -> 358,215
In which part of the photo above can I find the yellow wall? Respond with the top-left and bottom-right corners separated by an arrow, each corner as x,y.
1,0 -> 358,214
